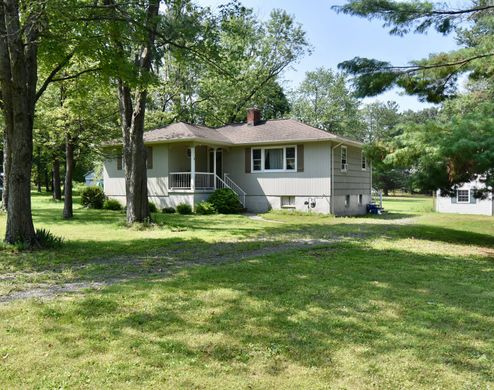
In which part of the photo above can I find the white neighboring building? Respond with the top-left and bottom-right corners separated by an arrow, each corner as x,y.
435,179 -> 493,216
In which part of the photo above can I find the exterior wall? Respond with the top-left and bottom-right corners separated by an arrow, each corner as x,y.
245,195 -> 331,214
332,144 -> 372,216
224,142 -> 332,214
104,144 -> 169,203
436,181 -> 493,216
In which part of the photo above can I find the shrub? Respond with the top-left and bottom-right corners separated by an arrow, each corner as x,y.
103,199 -> 123,211
36,228 -> 64,248
148,202 -> 158,213
208,188 -> 242,214
162,207 -> 176,214
80,186 -> 105,209
176,203 -> 193,215
195,201 -> 217,215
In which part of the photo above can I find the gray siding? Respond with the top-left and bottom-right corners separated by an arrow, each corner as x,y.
224,142 -> 332,197
333,145 -> 371,196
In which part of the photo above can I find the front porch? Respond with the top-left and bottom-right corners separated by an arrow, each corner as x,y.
167,143 -> 245,205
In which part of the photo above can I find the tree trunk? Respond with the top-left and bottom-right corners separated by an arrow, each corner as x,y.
63,137 -> 74,219
1,129 -> 10,209
0,0 -> 37,245
52,158 -> 62,200
115,0 -> 159,224
35,147 -> 42,192
44,168 -> 50,192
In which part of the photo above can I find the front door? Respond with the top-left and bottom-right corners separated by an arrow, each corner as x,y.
209,148 -> 223,178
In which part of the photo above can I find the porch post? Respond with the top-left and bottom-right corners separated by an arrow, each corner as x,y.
213,147 -> 217,189
190,145 -> 196,191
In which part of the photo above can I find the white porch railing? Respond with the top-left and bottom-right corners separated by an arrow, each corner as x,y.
168,171 -> 246,206
169,172 -> 215,190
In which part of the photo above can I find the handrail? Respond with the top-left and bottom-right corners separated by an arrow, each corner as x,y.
222,174 -> 246,206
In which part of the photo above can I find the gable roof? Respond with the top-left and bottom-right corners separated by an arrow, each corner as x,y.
141,119 -> 363,147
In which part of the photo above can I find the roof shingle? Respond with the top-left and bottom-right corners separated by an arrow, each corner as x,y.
142,119 -> 362,146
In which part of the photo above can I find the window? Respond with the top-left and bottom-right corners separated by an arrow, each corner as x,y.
264,148 -> 283,170
252,149 -> 262,171
361,151 -> 367,170
281,196 -> 295,208
341,146 -> 348,171
358,194 -> 363,206
345,194 -> 350,208
286,147 -> 296,170
457,189 -> 470,203
251,146 -> 297,172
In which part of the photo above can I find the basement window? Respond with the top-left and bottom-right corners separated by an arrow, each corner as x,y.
345,194 -> 350,208
281,196 -> 295,208
358,194 -> 363,206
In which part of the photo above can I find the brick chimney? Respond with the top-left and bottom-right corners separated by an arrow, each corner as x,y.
247,108 -> 261,126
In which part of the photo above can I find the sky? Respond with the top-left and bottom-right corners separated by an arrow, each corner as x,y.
196,0 -> 460,112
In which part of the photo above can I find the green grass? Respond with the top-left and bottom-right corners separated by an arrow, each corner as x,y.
0,192 -> 493,388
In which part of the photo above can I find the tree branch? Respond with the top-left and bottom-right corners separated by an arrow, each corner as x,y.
35,50 -> 75,102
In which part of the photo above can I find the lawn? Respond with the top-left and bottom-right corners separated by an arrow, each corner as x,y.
0,194 -> 493,389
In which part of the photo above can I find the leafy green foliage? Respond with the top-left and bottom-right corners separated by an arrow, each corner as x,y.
148,202 -> 158,213
208,188 -> 243,214
80,186 -> 105,209
176,203 -> 193,215
335,1 -> 494,103
291,68 -> 364,140
103,199 -> 123,211
35,228 -> 64,249
162,207 -> 176,214
333,0 -> 458,36
195,201 -> 217,215
387,97 -> 494,194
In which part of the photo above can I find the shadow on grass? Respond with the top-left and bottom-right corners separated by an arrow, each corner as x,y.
34,240 -> 494,385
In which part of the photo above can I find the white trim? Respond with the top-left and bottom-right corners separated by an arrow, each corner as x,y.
457,189 -> 470,203
341,146 -> 348,172
251,145 -> 297,173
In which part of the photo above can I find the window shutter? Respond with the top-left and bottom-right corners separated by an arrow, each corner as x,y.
470,189 -> 477,204
451,190 -> 457,204
297,145 -> 304,172
245,147 -> 251,173
146,146 -> 153,170
117,155 -> 122,171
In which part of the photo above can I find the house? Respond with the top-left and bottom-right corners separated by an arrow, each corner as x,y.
435,178 -> 494,216
84,170 -> 103,187
103,109 -> 372,215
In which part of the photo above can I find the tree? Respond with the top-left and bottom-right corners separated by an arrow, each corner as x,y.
291,68 -> 364,140
35,73 -> 118,219
333,0 -> 494,102
0,0 -> 108,245
333,0 -> 494,191
146,2 -> 307,128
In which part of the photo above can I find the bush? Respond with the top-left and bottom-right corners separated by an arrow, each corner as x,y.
162,207 -> 176,214
80,186 -> 105,209
176,203 -> 193,215
103,199 -> 123,211
195,201 -> 217,215
148,202 -> 158,213
208,188 -> 243,214
36,228 -> 64,248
